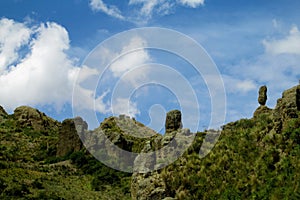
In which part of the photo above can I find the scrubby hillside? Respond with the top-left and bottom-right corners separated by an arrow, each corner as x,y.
134,85 -> 300,199
0,84 -> 300,200
0,106 -> 134,199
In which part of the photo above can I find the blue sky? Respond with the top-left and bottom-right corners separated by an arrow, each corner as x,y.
0,0 -> 300,132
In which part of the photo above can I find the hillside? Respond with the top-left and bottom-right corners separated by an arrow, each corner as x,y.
0,84 -> 300,199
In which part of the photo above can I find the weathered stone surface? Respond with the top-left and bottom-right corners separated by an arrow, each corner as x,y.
131,171 -> 167,200
13,106 -> 59,132
273,85 -> 300,132
56,118 -> 85,157
258,85 -> 268,105
165,110 -> 182,133
131,121 -> 193,200
253,105 -> 272,118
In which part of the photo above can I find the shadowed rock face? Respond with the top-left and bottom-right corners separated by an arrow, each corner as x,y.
165,110 -> 182,133
56,118 -> 86,157
258,85 -> 267,106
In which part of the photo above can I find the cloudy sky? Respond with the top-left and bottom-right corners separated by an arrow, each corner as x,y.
0,0 -> 300,132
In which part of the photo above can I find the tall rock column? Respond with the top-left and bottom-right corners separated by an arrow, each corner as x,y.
165,110 -> 182,133
254,86 -> 272,118
258,85 -> 267,106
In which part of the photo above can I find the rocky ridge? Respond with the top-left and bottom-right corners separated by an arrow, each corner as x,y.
0,83 -> 299,199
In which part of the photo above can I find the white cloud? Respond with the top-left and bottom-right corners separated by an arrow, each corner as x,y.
128,0 -> 175,21
112,98 -> 140,117
0,21 -> 80,111
109,37 -> 151,86
0,18 -> 104,114
0,18 -> 31,72
222,75 -> 257,94
178,0 -> 205,8
89,0 -> 204,23
263,25 -> 300,55
227,24 -> 300,110
89,0 -> 125,20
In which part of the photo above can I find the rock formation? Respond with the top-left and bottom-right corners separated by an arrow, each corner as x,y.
165,110 -> 182,133
258,85 -> 267,105
254,86 -> 272,118
56,118 -> 86,157
131,110 -> 192,200
273,85 -> 300,132
13,106 -> 59,133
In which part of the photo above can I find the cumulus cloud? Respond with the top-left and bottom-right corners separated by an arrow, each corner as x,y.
0,20 -> 81,111
0,18 -> 110,115
227,24 -> 300,109
0,18 -> 31,72
89,0 -> 125,20
263,25 -> 300,55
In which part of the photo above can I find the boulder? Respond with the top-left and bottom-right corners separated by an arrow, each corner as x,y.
258,85 -> 267,105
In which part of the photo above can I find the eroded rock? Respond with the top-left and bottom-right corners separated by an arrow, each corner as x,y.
273,85 -> 300,132
13,106 -> 59,133
165,110 -> 182,133
56,118 -> 86,157
258,85 -> 267,106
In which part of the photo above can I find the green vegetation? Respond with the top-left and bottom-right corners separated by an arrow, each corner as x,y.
1,85 -> 300,199
0,112 -> 131,200
161,113 -> 300,199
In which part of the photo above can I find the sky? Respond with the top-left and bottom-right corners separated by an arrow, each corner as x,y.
0,0 -> 300,133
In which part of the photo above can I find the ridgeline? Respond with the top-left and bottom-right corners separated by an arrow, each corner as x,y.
0,84 -> 300,199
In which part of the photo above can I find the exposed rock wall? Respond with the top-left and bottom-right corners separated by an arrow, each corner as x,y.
165,110 -> 182,133
273,85 -> 300,132
56,118 -> 86,157
131,110 -> 191,200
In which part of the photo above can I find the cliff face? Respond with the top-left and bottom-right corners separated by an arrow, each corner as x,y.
56,117 -> 87,157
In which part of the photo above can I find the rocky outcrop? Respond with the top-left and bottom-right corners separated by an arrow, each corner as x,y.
273,85 -> 300,132
13,106 -> 59,133
253,105 -> 272,118
165,110 -> 182,133
131,110 -> 192,200
258,85 -> 267,106
254,86 -> 272,118
56,118 -> 86,157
